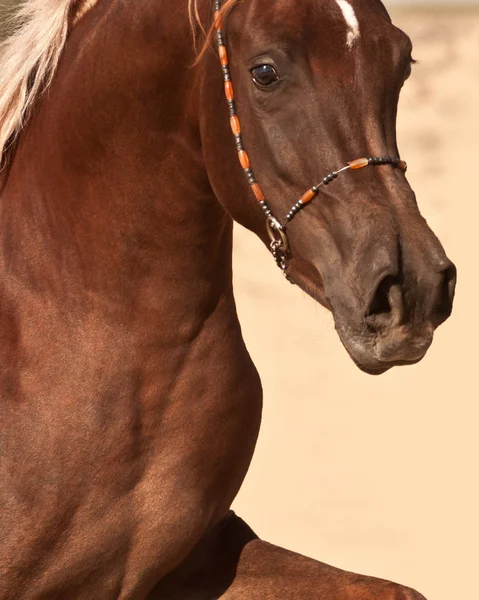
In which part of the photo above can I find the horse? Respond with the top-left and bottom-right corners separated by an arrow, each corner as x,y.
0,0 -> 456,598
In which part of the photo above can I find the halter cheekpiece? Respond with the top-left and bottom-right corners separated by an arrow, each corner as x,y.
213,0 -> 407,280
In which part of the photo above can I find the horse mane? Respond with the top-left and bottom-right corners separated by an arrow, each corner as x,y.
188,0 -> 240,64
0,0 -> 238,160
0,0 -> 98,159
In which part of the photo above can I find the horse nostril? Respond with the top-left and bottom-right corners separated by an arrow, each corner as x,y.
366,275 -> 404,330
433,263 -> 457,326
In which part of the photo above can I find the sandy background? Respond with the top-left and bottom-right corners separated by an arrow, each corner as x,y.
1,3 -> 477,600
232,7 -> 479,600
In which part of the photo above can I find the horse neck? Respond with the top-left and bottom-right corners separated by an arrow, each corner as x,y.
0,7 -> 264,593
1,0 -> 236,342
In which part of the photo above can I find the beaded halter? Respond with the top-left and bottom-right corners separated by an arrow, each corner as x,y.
213,0 -> 407,279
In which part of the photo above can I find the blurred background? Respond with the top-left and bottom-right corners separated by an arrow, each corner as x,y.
1,1 -> 477,599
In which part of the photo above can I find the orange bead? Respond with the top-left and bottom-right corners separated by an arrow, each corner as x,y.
300,188 -> 317,204
214,10 -> 222,30
230,116 -> 241,136
238,150 -> 250,169
218,45 -> 228,66
398,160 -> 408,172
224,81 -> 234,101
349,158 -> 369,170
251,183 -> 265,202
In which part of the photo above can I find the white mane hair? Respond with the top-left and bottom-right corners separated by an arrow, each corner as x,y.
0,0 -> 97,159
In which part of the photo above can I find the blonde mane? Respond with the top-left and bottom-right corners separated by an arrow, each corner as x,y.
0,0 -> 97,159
0,0 -> 235,161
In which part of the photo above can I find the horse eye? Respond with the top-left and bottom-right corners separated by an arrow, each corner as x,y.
251,64 -> 280,87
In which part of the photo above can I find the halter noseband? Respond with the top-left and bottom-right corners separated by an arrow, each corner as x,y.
213,1 -> 407,280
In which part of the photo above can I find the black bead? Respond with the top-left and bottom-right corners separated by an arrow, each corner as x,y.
260,202 -> 271,216
234,134 -> 243,150
333,172 -> 338,179
312,185 -> 320,193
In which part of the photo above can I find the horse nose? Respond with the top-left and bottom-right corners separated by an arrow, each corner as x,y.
365,274 -> 404,331
365,260 -> 456,332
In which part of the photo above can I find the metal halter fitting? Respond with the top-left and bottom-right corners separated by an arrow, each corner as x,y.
213,1 -> 407,281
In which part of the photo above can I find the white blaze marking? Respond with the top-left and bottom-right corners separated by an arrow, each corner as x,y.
335,0 -> 361,48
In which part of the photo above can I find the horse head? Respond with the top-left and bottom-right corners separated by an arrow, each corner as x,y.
200,0 -> 456,374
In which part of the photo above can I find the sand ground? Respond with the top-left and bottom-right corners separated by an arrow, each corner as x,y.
232,8 -> 479,600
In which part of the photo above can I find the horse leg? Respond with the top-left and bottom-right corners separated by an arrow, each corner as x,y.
149,512 -> 426,600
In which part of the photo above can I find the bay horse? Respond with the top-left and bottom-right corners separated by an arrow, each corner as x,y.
0,0 -> 456,598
